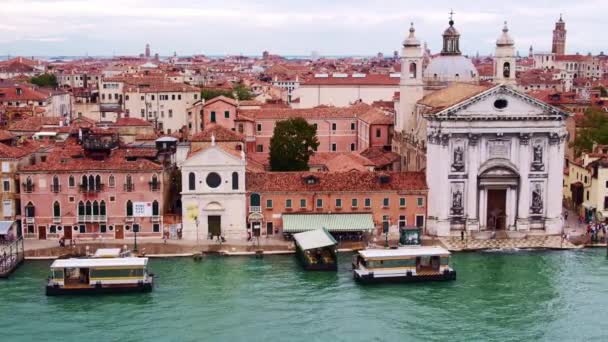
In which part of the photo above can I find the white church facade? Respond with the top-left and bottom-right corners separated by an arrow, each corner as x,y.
395,17 -> 568,236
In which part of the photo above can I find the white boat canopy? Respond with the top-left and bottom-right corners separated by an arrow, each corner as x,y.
93,248 -> 122,258
0,221 -> 14,235
50,257 -> 148,269
359,247 -> 451,259
293,228 -> 337,250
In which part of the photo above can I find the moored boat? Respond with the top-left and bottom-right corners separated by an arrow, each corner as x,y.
293,229 -> 338,271
46,257 -> 153,296
352,246 -> 456,283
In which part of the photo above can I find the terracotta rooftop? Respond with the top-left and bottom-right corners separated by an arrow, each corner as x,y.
246,171 -> 427,192
418,83 -> 492,113
190,124 -> 244,142
238,103 -> 383,120
0,142 -> 29,159
301,74 -> 399,86
204,95 -> 237,107
360,147 -> 400,168
113,117 -> 153,127
8,116 -> 61,132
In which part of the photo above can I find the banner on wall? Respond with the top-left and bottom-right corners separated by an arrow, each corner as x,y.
133,202 -> 153,217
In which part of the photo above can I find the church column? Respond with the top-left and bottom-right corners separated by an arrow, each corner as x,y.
516,134 -> 531,231
545,133 -> 565,234
466,134 -> 480,231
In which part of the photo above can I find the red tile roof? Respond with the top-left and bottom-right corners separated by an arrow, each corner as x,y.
0,142 -> 29,159
113,117 -> 153,127
301,74 -> 399,86
190,124 -> 244,142
239,103 -> 382,120
246,171 -> 427,192
8,116 -> 61,132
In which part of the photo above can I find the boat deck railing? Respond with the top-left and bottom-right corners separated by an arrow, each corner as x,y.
0,238 -> 25,278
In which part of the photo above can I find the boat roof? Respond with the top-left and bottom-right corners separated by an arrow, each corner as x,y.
50,257 -> 148,269
293,228 -> 337,250
93,248 -> 122,258
358,247 -> 451,259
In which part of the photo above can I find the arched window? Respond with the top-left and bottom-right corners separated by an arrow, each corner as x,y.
100,201 -> 106,217
81,175 -> 87,189
88,175 -> 94,191
409,62 -> 417,79
52,175 -> 59,188
503,62 -> 511,78
188,172 -> 196,190
108,175 -> 115,187
232,172 -> 239,190
78,201 -> 85,216
53,201 -> 60,217
126,200 -> 133,217
25,202 -> 35,217
95,175 -> 101,191
85,201 -> 92,216
68,175 -> 75,187
92,201 -> 99,216
152,200 -> 159,216
250,193 -> 260,207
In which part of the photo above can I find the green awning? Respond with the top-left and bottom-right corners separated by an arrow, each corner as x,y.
283,213 -> 375,233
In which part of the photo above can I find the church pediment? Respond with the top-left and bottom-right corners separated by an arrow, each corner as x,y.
431,85 -> 568,121
182,145 -> 245,168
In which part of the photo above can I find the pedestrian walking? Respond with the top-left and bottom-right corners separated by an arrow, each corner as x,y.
564,211 -> 569,221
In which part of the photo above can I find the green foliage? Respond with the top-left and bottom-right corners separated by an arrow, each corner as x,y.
29,73 -> 57,87
570,108 -> 608,156
200,83 -> 254,101
269,117 -> 320,171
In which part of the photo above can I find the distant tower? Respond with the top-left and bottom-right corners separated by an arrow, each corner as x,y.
397,23 -> 424,134
552,15 -> 566,55
393,50 -> 399,60
145,44 -> 151,58
529,45 -> 534,58
441,10 -> 461,56
494,21 -> 516,85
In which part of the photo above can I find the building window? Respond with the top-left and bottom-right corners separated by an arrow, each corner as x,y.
232,172 -> 239,190
417,197 -> 424,207
53,201 -> 60,218
266,199 -> 273,209
68,175 -> 75,187
351,198 -> 358,208
68,196 -> 74,203
188,172 -> 196,190
350,143 -> 356,151
331,143 -> 337,152
331,123 -> 336,131
364,198 -> 371,208
399,198 -> 406,208
210,111 -> 216,123
256,145 -> 264,153
101,224 -> 107,233
376,129 -> 381,138
399,215 -> 406,228
109,175 -> 115,187
168,109 -> 173,118
126,200 -> 133,217
316,198 -> 323,208
224,111 -> 230,118
604,197 -> 608,210
285,199 -> 292,209
100,201 -> 106,217
300,199 -> 307,208
152,200 -> 159,216
257,124 -> 262,132
153,224 -> 160,233
587,191 -> 590,200
335,198 -> 342,208
383,198 -> 389,208
2,178 -> 9,192
350,123 -> 355,130
25,202 -> 35,217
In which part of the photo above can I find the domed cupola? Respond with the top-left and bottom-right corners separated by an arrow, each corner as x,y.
403,22 -> 420,47
496,21 -> 514,47
441,12 -> 461,55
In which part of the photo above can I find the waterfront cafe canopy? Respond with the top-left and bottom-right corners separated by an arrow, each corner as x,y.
283,213 -> 375,233
50,257 -> 148,269
293,228 -> 337,251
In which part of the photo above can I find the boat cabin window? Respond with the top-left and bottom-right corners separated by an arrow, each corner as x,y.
416,256 -> 441,271
64,267 -> 90,285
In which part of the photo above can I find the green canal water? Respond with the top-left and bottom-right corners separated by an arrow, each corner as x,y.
1,249 -> 608,342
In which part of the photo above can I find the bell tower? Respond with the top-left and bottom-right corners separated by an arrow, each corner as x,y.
494,21 -> 516,85
552,15 -> 566,55
397,23 -> 424,134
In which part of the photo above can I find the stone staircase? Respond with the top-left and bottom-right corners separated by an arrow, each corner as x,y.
438,234 -> 579,251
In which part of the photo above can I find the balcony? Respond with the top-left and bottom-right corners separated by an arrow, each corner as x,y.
151,216 -> 161,223
124,183 -> 135,192
25,217 -> 34,224
149,182 -> 161,192
52,217 -> 61,223
125,216 -> 134,223
79,184 -> 104,193
50,184 -> 61,193
22,183 -> 35,193
77,215 -> 107,223
250,206 -> 261,213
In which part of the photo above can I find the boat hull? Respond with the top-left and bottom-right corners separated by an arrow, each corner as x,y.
46,279 -> 153,296
353,270 -> 456,284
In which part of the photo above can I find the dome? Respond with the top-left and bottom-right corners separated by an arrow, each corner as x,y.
496,22 -> 514,46
403,23 -> 420,47
423,55 -> 478,82
443,23 -> 460,37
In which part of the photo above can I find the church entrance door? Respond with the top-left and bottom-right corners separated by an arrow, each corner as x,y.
208,216 -> 221,237
487,189 -> 507,230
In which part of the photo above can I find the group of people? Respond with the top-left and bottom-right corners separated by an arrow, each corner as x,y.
587,222 -> 607,243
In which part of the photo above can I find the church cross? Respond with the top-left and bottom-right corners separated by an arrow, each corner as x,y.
449,9 -> 455,21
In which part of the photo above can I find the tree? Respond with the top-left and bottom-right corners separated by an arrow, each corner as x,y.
269,117 -> 319,171
30,73 -> 57,87
570,108 -> 608,156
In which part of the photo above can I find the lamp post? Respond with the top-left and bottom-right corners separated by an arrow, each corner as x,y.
194,216 -> 199,247
133,224 -> 139,252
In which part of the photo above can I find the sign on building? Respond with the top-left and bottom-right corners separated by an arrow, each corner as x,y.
133,202 -> 153,217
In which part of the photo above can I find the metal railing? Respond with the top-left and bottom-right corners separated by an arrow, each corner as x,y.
77,215 -> 107,223
79,184 -> 105,193
0,238 -> 25,277
50,184 -> 61,193
149,182 -> 161,191
124,183 -> 135,192
22,183 -> 35,193
250,206 -> 261,213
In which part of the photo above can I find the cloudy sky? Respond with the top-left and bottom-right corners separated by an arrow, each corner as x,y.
0,0 -> 605,57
